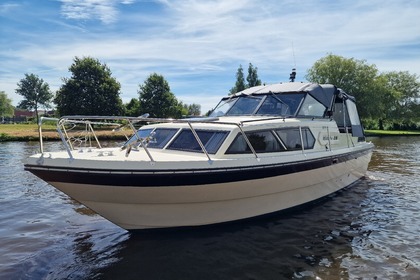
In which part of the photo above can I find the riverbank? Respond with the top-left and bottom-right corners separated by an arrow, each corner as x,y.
365,130 -> 420,136
1,124 -> 419,142
0,123 -> 128,141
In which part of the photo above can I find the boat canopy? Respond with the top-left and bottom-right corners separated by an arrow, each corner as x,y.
210,82 -> 365,138
236,82 -> 338,110
210,82 -> 339,118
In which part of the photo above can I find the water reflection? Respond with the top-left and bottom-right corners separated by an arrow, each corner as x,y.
1,137 -> 419,279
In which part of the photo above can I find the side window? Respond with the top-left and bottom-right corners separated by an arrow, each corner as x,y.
298,94 -> 326,117
226,131 -> 284,154
333,101 -> 350,128
147,128 -> 178,148
275,127 -> 315,150
301,128 -> 315,149
168,130 -> 228,154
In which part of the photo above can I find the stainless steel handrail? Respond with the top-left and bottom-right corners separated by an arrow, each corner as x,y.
37,115 -> 284,162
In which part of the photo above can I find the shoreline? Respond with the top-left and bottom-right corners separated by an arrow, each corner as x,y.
0,123 -> 128,142
1,124 -> 419,142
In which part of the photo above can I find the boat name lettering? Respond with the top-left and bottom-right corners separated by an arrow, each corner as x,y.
323,135 -> 338,141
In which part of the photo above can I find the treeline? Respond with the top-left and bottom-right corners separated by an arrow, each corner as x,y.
2,56 -> 201,124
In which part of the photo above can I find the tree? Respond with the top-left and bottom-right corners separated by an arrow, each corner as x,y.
230,65 -> 246,94
125,98 -> 140,117
187,103 -> 201,116
379,71 -> 420,128
138,73 -> 183,118
246,63 -> 262,88
15,73 -> 53,124
306,54 -> 380,119
55,56 -> 124,116
230,63 -> 262,94
0,91 -> 14,122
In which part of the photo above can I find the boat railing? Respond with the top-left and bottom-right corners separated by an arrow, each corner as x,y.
37,115 -> 333,162
37,115 -> 262,162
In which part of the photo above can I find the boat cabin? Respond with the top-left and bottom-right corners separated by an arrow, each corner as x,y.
124,82 -> 365,158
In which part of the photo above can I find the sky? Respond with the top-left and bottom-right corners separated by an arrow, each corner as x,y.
1,0 -> 420,113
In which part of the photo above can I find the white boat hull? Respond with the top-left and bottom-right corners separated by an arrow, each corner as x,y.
45,151 -> 372,230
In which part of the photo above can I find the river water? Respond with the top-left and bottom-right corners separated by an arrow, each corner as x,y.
0,137 -> 419,279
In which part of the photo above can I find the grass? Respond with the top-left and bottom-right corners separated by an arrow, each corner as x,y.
1,123 -> 419,142
365,130 -> 420,136
0,123 -> 128,142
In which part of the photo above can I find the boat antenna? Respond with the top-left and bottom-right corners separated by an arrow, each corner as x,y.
289,68 -> 296,82
289,41 -> 297,82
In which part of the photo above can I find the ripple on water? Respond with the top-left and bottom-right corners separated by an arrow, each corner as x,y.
0,137 -> 419,279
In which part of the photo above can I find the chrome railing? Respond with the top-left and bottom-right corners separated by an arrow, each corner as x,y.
38,115 -> 255,162
37,115 -> 330,162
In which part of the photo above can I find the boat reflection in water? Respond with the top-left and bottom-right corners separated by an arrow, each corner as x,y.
25,81 -> 373,230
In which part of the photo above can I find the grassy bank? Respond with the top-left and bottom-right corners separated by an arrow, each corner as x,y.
365,130 -> 420,136
2,124 -> 419,142
0,123 -> 128,142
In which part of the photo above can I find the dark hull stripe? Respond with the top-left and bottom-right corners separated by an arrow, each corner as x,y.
25,147 -> 372,187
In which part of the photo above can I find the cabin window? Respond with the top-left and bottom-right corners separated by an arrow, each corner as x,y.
226,130 -> 285,154
275,127 -> 315,150
333,101 -> 350,132
125,128 -> 178,149
210,97 -> 238,117
297,94 -> 326,117
274,93 -> 305,116
211,93 -> 305,117
226,95 -> 264,115
167,129 -> 228,154
256,95 -> 291,115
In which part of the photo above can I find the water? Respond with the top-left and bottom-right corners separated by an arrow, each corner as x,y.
0,137 -> 419,279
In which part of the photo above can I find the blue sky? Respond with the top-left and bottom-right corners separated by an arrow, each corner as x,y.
1,0 -> 420,113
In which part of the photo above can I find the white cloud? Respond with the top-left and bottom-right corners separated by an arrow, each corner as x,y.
0,3 -> 21,13
58,0 -> 133,24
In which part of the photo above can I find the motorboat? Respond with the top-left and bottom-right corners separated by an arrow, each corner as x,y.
24,82 -> 374,230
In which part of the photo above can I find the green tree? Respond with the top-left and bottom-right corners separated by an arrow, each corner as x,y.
125,98 -> 140,117
246,63 -> 262,88
180,103 -> 201,116
15,73 -> 53,124
138,73 -> 183,118
230,65 -> 246,94
230,63 -> 262,94
379,71 -> 420,128
0,91 -> 14,121
187,103 -> 201,116
55,56 -> 124,116
306,54 -> 380,119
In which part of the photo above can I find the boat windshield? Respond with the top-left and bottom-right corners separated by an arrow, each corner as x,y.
124,128 -> 178,149
210,93 -> 305,117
